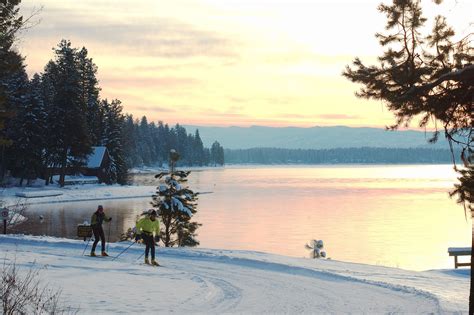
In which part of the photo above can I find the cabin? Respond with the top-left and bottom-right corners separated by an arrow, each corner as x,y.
80,146 -> 111,183
47,146 -> 111,184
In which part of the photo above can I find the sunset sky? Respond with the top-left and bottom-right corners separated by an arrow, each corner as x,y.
18,0 -> 472,128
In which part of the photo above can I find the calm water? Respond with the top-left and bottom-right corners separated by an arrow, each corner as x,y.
12,165 -> 471,271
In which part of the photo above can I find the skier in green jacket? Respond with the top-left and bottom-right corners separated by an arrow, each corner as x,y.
135,209 -> 161,266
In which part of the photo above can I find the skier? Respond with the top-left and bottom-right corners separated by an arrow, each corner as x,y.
90,205 -> 112,257
135,209 -> 161,266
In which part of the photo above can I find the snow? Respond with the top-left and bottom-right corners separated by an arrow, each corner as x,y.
1,184 -> 156,207
15,190 -> 63,198
51,174 -> 99,185
0,235 -> 468,313
448,247 -> 471,253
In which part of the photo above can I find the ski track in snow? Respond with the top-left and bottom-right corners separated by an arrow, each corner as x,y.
0,235 -> 464,314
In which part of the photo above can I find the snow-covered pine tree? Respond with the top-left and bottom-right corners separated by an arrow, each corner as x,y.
7,74 -> 46,185
151,149 -> 201,247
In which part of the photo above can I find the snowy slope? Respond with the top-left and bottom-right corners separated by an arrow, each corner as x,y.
2,184 -> 156,207
0,235 -> 468,314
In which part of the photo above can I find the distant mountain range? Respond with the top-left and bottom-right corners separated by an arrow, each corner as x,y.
184,125 -> 449,150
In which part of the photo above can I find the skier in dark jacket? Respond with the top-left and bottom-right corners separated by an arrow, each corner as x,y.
90,205 -> 112,257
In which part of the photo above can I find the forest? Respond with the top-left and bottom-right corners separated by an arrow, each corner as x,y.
0,40 -> 224,186
225,147 -> 458,164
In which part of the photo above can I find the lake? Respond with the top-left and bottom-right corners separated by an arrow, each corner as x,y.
12,164 -> 471,271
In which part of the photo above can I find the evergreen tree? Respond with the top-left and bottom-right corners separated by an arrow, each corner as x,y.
48,40 -> 92,186
0,0 -> 26,178
151,150 -> 200,247
122,114 -> 138,168
138,116 -> 153,165
210,141 -> 224,166
7,74 -> 45,184
77,47 -> 101,145
41,61 -> 61,184
156,121 -> 168,165
100,99 -> 127,184
343,0 -> 473,310
193,129 -> 205,166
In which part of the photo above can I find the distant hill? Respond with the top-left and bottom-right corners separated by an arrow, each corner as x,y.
224,147 -> 456,165
185,125 -> 448,150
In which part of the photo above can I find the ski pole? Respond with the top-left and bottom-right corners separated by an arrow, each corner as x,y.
112,241 -> 135,261
82,237 -> 93,256
107,222 -> 111,253
136,251 -> 145,262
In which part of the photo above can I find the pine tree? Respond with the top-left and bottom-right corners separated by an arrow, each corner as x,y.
0,0 -> 26,179
7,74 -> 46,185
210,141 -> 224,166
41,61 -> 61,184
151,150 -> 201,247
48,40 -> 92,186
343,0 -> 473,310
100,99 -> 127,184
138,116 -> 153,166
122,114 -> 138,169
156,121 -> 169,165
77,47 -> 102,145
193,129 -> 205,166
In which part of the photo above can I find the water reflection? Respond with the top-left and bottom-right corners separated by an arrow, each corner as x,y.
11,164 -> 471,271
11,199 -> 151,242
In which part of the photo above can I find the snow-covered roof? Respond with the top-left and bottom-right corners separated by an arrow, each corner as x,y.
87,146 -> 107,168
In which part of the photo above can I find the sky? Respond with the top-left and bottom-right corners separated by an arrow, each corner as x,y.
17,0 -> 473,128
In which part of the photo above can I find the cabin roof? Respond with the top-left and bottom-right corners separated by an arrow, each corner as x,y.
87,146 -> 107,168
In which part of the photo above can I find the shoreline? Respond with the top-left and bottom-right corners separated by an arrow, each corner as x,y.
1,184 -> 156,207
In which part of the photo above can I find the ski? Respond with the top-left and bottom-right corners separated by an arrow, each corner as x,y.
141,263 -> 163,267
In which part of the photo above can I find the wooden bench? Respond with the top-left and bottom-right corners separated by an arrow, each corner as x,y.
448,247 -> 471,268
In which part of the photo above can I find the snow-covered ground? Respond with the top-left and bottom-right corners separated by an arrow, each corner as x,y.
0,235 -> 468,314
1,184 -> 156,207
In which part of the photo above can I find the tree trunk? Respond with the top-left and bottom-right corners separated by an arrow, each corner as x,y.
44,168 -> 50,186
59,149 -> 68,187
165,217 -> 171,247
59,166 -> 66,187
470,212 -> 474,315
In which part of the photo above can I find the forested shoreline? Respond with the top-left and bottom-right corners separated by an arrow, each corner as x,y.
225,147 -> 458,165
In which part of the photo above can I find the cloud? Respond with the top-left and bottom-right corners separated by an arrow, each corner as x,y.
272,113 -> 361,120
23,8 -> 238,59
317,114 -> 360,120
101,76 -> 199,89
132,105 -> 176,113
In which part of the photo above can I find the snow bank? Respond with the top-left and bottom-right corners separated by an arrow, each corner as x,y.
15,190 -> 63,198
1,184 -> 156,207
0,235 -> 468,314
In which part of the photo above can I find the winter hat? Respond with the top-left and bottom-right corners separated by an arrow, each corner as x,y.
98,205 -> 104,211
149,209 -> 157,216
